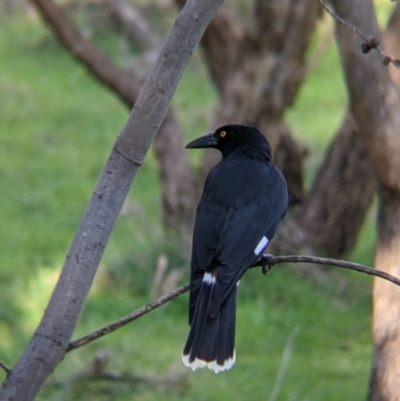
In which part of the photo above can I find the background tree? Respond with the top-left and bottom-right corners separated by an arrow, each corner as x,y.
330,0 -> 400,399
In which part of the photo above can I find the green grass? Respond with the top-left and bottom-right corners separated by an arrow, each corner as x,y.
0,11 -> 376,401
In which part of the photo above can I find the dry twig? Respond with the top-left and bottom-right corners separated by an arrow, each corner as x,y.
318,0 -> 400,68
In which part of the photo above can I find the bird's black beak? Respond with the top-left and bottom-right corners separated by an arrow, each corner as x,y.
185,133 -> 218,149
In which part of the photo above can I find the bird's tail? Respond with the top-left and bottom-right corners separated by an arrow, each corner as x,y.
182,279 -> 237,373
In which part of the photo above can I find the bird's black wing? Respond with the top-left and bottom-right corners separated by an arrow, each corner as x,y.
189,162 -> 287,321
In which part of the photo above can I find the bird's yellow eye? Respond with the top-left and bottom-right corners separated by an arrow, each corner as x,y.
220,130 -> 227,138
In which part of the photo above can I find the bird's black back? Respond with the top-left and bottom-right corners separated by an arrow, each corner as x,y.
189,126 -> 288,322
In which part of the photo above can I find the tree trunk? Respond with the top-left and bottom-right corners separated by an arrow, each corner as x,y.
369,187 -> 400,401
301,114 -> 375,257
330,0 -> 400,399
152,109 -> 196,229
274,126 -> 307,204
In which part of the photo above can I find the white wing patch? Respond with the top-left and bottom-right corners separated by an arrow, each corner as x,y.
182,351 -> 236,374
203,272 -> 216,284
254,235 -> 269,255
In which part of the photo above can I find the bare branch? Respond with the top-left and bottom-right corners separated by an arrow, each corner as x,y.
66,284 -> 189,352
318,0 -> 400,68
0,363 -> 11,376
65,255 -> 400,353
252,255 -> 400,286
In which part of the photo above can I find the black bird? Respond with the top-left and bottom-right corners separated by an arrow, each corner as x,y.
182,124 -> 288,373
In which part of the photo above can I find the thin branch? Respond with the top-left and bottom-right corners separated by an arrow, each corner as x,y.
66,284 -> 189,352
0,362 -> 11,376
252,255 -> 400,286
318,0 -> 400,68
66,255 -> 400,353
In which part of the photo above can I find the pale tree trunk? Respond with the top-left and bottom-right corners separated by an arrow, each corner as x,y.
0,1 -> 223,399
330,0 -> 400,400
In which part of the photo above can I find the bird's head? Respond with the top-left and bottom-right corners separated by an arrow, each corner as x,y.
185,124 -> 272,161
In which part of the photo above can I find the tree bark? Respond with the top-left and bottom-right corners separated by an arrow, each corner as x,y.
301,114 -> 375,257
0,1 -> 223,399
369,187 -> 400,401
152,109 -> 196,229
197,3 -> 243,93
174,2 -> 243,94
330,0 -> 400,399
30,0 -> 196,230
274,126 -> 307,205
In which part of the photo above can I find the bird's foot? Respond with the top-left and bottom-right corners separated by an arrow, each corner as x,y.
261,253 -> 275,275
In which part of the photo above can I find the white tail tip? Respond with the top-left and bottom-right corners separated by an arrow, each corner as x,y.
181,351 -> 236,373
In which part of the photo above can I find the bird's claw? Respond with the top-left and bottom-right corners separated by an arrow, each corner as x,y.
261,253 -> 274,275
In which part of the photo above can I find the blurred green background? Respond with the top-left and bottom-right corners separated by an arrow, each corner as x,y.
0,1 -> 393,400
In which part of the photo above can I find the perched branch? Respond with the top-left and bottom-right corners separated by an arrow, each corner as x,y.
66,284 -> 189,352
318,0 -> 400,68
66,255 -> 400,353
252,255 -> 400,286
